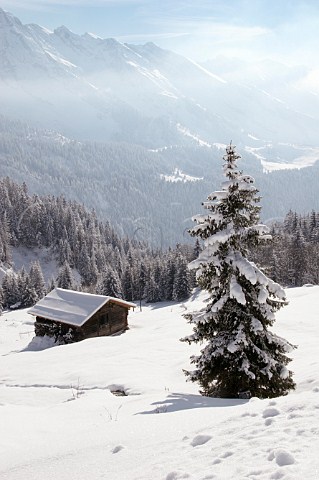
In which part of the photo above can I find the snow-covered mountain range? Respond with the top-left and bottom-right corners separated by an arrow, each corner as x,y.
1,6 -> 319,167
1,7 -> 319,244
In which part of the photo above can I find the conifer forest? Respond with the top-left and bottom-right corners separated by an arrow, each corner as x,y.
0,177 -> 195,310
0,173 -> 318,312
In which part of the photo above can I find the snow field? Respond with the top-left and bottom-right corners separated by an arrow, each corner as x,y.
1,287 -> 319,479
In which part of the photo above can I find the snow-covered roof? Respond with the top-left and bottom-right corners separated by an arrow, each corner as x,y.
28,288 -> 135,327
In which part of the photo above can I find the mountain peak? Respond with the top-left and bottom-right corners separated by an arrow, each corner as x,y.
0,7 -> 22,28
101,37 -> 123,49
83,32 -> 103,41
54,25 -> 75,39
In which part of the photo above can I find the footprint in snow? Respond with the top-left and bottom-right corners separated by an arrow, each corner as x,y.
248,470 -> 263,477
270,471 -> 285,479
220,451 -> 233,459
112,445 -> 124,454
262,407 -> 280,418
165,471 -> 190,480
264,418 -> 274,426
287,412 -> 302,419
191,434 -> 212,447
241,412 -> 258,418
268,448 -> 295,466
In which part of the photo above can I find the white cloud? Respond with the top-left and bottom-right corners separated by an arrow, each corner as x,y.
153,21 -> 271,62
295,68 -> 319,94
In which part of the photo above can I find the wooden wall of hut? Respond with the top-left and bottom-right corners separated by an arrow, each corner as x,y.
34,300 -> 129,342
81,302 -> 128,338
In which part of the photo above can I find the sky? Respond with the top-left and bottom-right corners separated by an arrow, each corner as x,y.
2,0 -> 319,65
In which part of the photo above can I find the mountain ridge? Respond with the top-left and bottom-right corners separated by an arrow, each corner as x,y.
1,6 -> 319,151
1,8 -> 319,246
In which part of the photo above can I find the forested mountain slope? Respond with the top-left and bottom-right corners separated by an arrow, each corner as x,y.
0,177 -> 195,310
0,174 -> 318,315
1,116 -> 319,247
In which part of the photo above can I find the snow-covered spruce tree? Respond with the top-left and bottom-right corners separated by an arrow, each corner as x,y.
173,254 -> 191,301
29,260 -> 46,300
181,144 -> 296,399
97,267 -> 123,298
56,261 -> 74,290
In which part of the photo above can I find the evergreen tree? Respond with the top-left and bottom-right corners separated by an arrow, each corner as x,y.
172,254 -> 191,301
29,260 -> 46,300
85,255 -> 98,286
58,237 -> 72,266
0,213 -> 12,264
287,229 -> 308,286
153,261 -> 164,301
163,253 -> 176,301
0,285 -> 3,313
144,267 -> 161,303
97,267 -> 123,298
15,266 -> 38,307
47,277 -> 56,293
182,144 -> 296,399
20,276 -> 38,307
192,238 -> 201,260
138,262 -> 147,300
2,272 -> 20,307
122,265 -> 134,301
56,261 -> 74,290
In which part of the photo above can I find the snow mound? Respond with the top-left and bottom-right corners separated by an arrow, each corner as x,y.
268,448 -> 295,466
26,334 -> 57,351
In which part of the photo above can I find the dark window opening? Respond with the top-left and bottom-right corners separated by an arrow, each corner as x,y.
99,314 -> 109,325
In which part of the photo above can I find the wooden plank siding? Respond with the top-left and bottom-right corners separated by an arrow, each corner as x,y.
81,302 -> 128,338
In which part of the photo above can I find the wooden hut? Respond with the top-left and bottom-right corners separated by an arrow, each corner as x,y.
28,288 -> 135,343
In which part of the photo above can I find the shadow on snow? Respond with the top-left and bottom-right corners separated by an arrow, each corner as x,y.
137,392 -> 248,414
